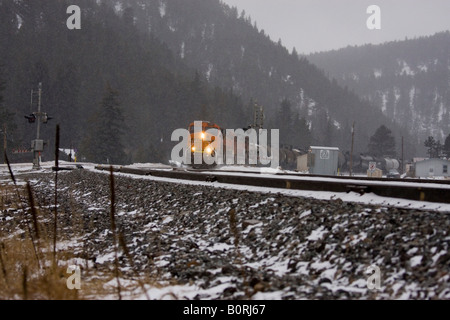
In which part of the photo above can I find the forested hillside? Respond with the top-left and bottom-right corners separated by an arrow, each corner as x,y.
0,0 -> 249,164
112,0 -> 416,155
0,0 -> 415,164
309,32 -> 450,153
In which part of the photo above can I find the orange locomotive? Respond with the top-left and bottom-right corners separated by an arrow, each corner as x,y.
188,121 -> 250,168
187,120 -> 301,170
188,121 -> 223,168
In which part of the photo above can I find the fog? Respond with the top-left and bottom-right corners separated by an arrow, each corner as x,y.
221,0 -> 450,54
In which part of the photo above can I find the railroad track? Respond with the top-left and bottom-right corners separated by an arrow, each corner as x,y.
182,167 -> 450,186
93,165 -> 450,205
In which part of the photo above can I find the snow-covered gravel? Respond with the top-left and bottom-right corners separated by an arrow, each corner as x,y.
1,168 -> 449,300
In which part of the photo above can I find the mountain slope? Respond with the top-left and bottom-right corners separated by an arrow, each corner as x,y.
0,0 -> 249,163
110,0 -> 412,155
1,0 -> 418,163
309,32 -> 450,152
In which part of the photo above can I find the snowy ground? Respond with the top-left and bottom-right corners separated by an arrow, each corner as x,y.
1,163 -> 449,300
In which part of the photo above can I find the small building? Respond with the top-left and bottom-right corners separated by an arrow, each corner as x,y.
367,168 -> 383,178
297,146 -> 340,176
405,162 -> 415,178
414,158 -> 450,178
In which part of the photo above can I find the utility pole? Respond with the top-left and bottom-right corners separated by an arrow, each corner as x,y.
26,83 -> 52,170
349,121 -> 355,177
401,136 -> 404,175
32,83 -> 44,170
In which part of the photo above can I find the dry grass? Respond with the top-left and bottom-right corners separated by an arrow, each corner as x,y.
228,208 -> 254,298
0,170 -> 81,299
0,137 -> 188,301
0,236 -> 80,300
0,166 -> 162,300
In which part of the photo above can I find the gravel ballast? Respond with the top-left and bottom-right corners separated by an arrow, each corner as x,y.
1,169 -> 449,300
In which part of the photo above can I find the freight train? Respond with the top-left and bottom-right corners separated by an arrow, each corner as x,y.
186,121 -> 304,170
186,121 -> 401,173
341,153 -> 400,174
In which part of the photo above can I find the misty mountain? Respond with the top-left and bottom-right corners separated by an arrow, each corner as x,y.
0,0 -> 249,163
309,31 -> 450,155
1,0 -> 416,165
108,0 -> 413,155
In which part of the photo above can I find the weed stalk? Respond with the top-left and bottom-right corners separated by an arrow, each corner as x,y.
53,125 -> 60,265
109,166 -> 122,300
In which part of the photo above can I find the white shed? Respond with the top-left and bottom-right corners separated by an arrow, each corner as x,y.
414,158 -> 450,178
297,146 -> 340,176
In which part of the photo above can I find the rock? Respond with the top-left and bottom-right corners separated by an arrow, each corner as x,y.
1,169 -> 448,300
253,282 -> 266,293
242,219 -> 261,230
223,287 -> 237,297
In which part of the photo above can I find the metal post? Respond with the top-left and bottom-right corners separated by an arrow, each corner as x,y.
253,103 -> 257,129
32,82 -> 43,170
2,124 -> 6,164
401,136 -> 404,175
349,121 -> 355,177
37,82 -> 42,140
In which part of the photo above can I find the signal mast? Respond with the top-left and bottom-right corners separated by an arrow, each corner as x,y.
25,82 -> 52,170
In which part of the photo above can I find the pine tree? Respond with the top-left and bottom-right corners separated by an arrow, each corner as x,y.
443,134 -> 450,158
0,69 -> 15,158
276,98 -> 293,146
81,85 -> 128,164
424,136 -> 438,158
435,140 -> 443,158
292,114 -> 312,149
0,73 -> 5,156
368,125 -> 396,157
51,62 -> 81,148
0,71 -> 4,112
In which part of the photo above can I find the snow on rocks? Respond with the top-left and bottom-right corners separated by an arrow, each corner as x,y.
1,169 -> 449,300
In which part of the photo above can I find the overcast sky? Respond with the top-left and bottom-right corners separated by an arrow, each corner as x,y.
220,0 -> 450,54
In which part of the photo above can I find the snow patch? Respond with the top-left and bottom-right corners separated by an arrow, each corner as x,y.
159,1 -> 167,18
162,216 -> 174,224
283,75 -> 293,84
96,252 -> 115,264
114,2 -> 123,13
307,226 -> 328,241
333,120 -> 341,130
180,42 -> 185,59
206,63 -> 213,81
438,101 -> 445,123
410,255 -> 422,267
16,14 -> 23,29
399,60 -> 415,76
418,64 -> 428,72
409,87 -> 415,108
374,69 -> 382,78
381,91 -> 388,113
